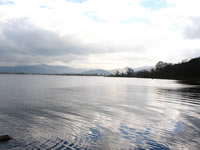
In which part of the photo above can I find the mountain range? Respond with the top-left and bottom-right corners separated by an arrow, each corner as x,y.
0,64 -> 85,74
0,64 -> 153,75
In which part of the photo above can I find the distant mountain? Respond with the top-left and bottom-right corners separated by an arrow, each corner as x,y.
110,66 -> 152,74
0,64 -> 86,74
134,66 -> 153,72
81,69 -> 112,75
0,64 -> 151,75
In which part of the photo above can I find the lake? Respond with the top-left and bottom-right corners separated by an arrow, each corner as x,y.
0,75 -> 200,150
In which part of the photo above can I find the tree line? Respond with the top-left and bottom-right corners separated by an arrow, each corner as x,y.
110,56 -> 200,80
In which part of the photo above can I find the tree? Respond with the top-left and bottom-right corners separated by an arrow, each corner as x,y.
126,68 -> 134,76
115,70 -> 120,76
155,61 -> 170,71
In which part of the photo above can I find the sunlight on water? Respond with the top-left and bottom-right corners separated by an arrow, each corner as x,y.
0,75 -> 200,149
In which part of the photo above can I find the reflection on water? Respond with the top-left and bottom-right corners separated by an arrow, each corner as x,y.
0,75 -> 200,150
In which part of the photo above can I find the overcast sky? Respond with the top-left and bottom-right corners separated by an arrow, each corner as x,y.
0,0 -> 200,69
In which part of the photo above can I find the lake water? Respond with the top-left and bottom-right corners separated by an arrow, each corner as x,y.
0,75 -> 200,150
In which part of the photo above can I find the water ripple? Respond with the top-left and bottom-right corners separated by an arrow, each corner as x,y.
0,75 -> 200,149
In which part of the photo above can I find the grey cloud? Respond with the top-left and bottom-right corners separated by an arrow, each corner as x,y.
1,18 -> 126,56
184,17 -> 200,39
0,18 -> 101,65
0,18 -> 145,66
1,19 -> 92,56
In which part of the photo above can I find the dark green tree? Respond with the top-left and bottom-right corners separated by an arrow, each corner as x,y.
126,68 -> 134,77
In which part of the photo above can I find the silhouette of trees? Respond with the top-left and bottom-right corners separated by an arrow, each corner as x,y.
155,61 -> 171,70
110,56 -> 200,80
136,57 -> 200,79
126,68 -> 134,77
115,70 -> 120,77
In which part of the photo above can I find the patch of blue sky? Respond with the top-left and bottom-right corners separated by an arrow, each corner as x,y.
84,11 -> 106,23
171,24 -> 185,31
0,0 -> 14,5
40,5 -> 48,8
121,17 -> 150,24
140,0 -> 168,10
66,0 -> 87,3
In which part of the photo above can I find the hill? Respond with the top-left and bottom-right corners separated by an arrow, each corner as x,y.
81,69 -> 112,75
0,64 -> 86,74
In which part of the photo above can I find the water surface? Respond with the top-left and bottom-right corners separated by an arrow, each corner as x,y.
0,75 -> 200,149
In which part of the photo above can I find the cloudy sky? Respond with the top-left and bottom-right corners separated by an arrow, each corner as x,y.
0,0 -> 200,69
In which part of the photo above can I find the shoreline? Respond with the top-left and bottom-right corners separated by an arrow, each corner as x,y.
0,73 -> 200,84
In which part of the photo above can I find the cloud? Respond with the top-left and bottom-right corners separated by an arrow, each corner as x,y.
184,17 -> 200,39
1,19 -> 89,56
0,0 -> 200,69
0,18 -> 146,67
0,18 -> 93,65
66,0 -> 86,3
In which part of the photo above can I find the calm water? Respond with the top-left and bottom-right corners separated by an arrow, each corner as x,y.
0,75 -> 200,150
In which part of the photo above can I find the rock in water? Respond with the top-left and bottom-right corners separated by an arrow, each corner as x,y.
0,135 -> 12,142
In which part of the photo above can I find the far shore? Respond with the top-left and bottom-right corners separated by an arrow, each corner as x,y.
0,72 -> 200,85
